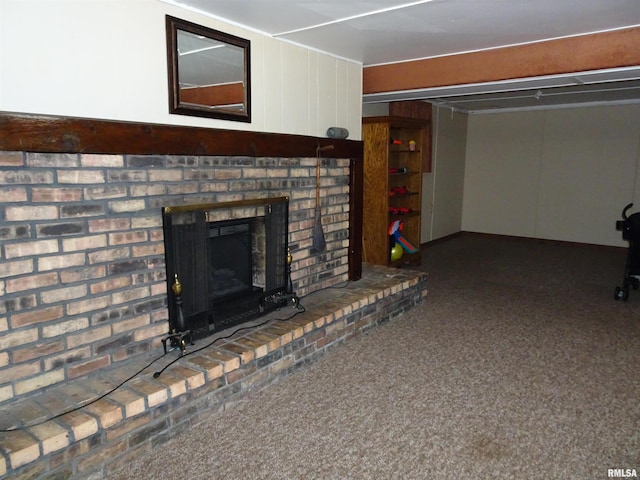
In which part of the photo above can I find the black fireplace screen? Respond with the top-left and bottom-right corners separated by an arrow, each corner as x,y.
162,197 -> 289,339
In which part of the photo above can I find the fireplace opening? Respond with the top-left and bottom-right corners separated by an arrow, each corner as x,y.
162,197 -> 292,343
208,218 -> 257,302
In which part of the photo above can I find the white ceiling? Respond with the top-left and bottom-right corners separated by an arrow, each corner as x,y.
165,0 -> 640,112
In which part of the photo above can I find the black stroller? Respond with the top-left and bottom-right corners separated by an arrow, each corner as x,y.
615,203 -> 640,300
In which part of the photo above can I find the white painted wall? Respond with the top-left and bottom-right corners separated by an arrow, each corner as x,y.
427,106 -> 468,242
0,0 -> 362,139
463,104 -> 640,247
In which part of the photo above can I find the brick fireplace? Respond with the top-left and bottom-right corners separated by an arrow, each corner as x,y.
0,114 -> 361,406
0,113 -> 427,479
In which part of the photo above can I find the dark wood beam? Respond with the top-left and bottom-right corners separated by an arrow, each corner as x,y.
0,112 -> 362,159
364,27 -> 640,94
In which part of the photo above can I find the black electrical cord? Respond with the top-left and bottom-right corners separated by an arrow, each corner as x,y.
150,280 -> 355,380
0,278 -> 356,434
0,302 -> 306,433
0,280 -> 352,433
0,351 -> 167,433
152,302 -> 306,378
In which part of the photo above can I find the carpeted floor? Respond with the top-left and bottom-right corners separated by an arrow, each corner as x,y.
111,234 -> 640,479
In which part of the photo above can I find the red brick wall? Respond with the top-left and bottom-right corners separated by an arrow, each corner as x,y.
0,151 -> 350,404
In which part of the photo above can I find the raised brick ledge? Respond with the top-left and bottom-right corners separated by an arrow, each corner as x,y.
0,264 -> 427,480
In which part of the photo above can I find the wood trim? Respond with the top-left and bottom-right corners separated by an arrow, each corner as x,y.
0,112 -> 361,159
389,101 -> 432,119
425,231 -> 626,253
363,27 -> 640,94
362,116 -> 430,128
463,231 -> 630,253
349,157 -> 363,281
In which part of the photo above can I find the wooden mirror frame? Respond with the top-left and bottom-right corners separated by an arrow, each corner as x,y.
166,15 -> 251,123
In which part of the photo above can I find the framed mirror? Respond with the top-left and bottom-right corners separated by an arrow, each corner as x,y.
166,15 -> 251,122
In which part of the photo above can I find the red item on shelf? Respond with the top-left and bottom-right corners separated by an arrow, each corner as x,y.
389,207 -> 413,215
388,186 -> 410,196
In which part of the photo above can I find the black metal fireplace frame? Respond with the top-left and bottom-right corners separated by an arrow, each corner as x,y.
162,196 -> 290,341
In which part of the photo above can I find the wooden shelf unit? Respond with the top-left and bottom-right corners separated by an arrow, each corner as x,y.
362,116 -> 429,266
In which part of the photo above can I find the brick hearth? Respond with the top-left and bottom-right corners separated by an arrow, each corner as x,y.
0,265 -> 427,479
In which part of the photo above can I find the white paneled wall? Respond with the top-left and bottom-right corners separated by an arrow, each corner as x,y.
462,111 -> 543,238
463,104 -> 640,247
429,106 -> 467,241
0,0 -> 362,139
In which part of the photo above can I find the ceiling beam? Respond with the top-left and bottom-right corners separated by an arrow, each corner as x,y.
363,27 -> 640,95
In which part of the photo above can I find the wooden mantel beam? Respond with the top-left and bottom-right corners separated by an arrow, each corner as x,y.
0,111 -> 361,159
363,27 -> 640,94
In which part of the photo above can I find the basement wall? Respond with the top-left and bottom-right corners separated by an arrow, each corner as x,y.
462,103 -> 640,247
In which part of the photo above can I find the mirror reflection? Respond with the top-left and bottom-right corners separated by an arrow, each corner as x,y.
166,16 -> 251,122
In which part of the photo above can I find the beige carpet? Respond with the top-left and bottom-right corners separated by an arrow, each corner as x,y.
111,235 -> 640,479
